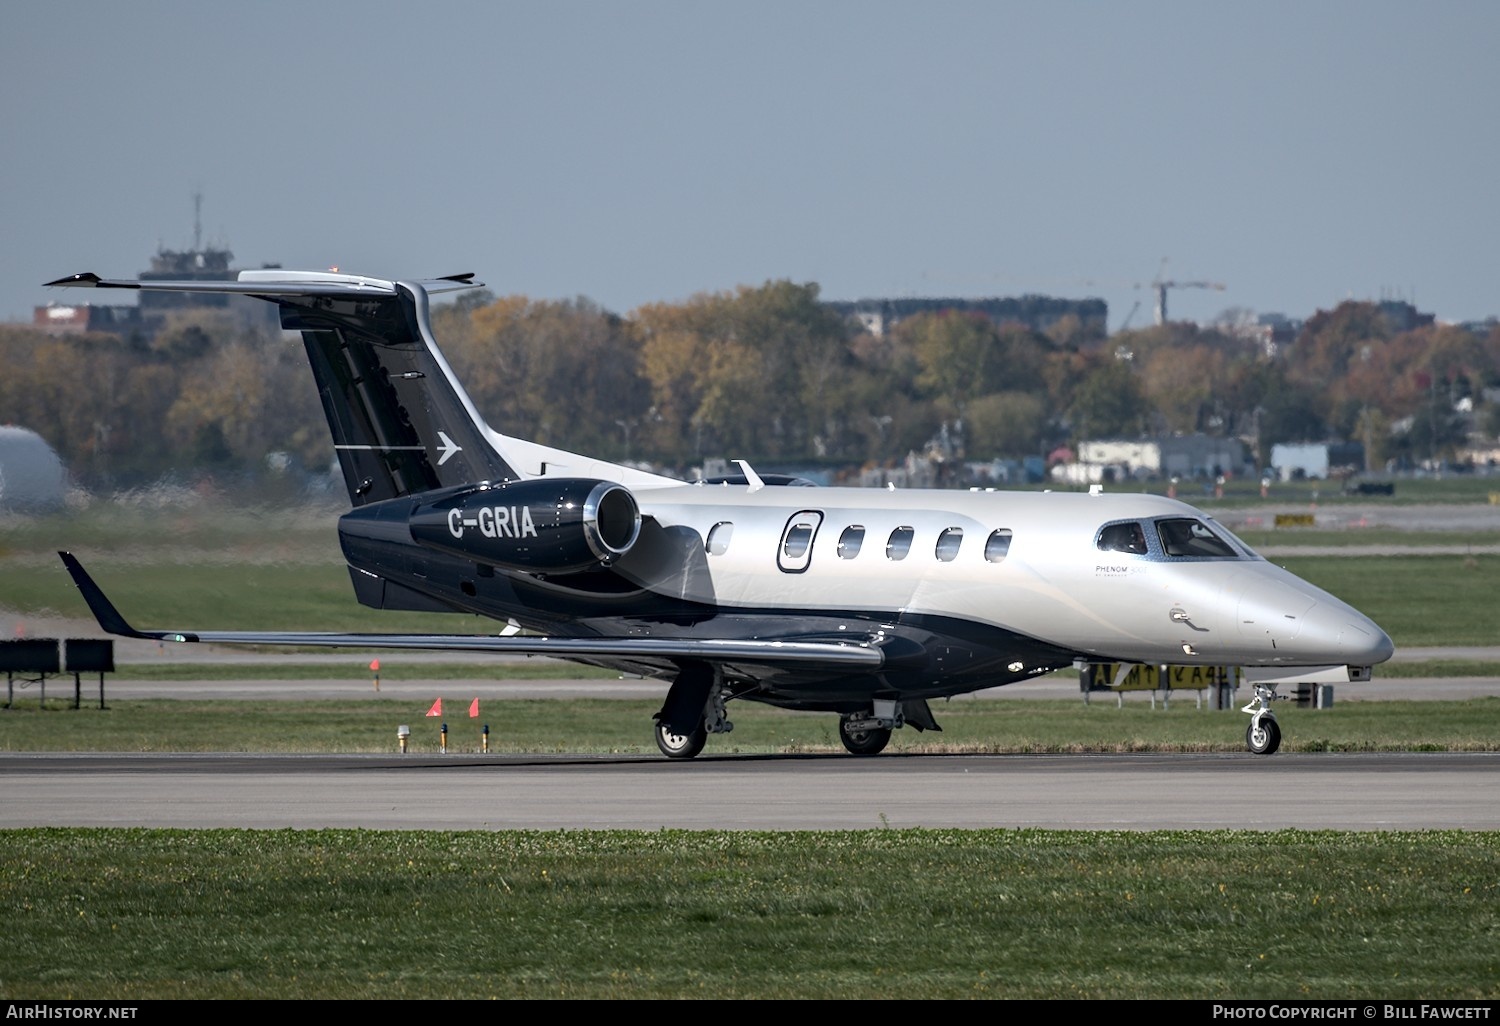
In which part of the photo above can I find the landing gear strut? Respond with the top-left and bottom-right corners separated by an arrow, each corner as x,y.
1241,683 -> 1283,755
653,663 -> 733,760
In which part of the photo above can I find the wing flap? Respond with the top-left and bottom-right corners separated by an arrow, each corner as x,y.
57,552 -> 883,669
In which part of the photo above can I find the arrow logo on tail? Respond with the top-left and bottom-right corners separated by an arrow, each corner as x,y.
436,431 -> 462,466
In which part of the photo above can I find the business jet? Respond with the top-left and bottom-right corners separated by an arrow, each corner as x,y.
47,268 -> 1394,758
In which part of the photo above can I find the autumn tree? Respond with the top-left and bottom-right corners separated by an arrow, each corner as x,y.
448,295 -> 650,459
634,281 -> 855,462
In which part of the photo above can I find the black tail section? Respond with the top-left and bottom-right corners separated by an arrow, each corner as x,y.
45,270 -> 518,506
278,282 -> 517,504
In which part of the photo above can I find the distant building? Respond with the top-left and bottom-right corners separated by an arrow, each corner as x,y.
33,204 -> 280,339
1377,299 -> 1435,334
33,303 -> 141,336
137,243 -> 238,316
1225,312 -> 1303,359
1269,441 -> 1365,481
825,295 -> 1108,338
1054,434 -> 1249,485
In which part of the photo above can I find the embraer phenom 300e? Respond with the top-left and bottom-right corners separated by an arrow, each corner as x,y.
47,268 -> 1393,758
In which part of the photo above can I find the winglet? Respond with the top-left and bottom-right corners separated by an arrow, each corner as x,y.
56,551 -> 188,642
44,272 -> 114,288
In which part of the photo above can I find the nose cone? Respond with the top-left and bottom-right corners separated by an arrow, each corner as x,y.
1299,600 -> 1396,666
1228,564 -> 1395,666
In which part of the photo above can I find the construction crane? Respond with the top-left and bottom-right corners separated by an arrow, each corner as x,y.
1138,259 -> 1225,325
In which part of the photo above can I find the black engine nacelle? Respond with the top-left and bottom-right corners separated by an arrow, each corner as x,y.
408,478 -> 641,573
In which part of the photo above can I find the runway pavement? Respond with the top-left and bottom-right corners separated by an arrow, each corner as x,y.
4,649 -> 1496,836
2,750 -> 1496,831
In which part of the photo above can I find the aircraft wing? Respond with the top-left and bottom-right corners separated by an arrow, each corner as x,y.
57,552 -> 884,669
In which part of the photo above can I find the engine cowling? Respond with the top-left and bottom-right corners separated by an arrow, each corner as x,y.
408,478 -> 641,572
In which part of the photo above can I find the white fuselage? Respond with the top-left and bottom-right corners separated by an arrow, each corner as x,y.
617,483 -> 1393,670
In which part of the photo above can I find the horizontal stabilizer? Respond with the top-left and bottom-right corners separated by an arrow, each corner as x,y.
45,270 -> 484,297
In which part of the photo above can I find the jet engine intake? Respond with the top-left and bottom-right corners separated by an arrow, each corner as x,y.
408,478 -> 640,572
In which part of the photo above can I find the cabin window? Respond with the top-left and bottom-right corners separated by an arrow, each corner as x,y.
1097,521 -> 1148,555
705,522 -> 734,556
886,526 -> 914,560
984,528 -> 1013,563
837,526 -> 865,559
1156,517 -> 1239,558
935,527 -> 963,562
778,510 -> 824,573
783,524 -> 814,559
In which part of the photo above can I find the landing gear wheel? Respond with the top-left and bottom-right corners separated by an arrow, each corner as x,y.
1246,717 -> 1281,755
838,716 -> 892,756
655,719 -> 707,759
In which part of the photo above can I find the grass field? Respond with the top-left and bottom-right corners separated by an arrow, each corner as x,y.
1,828 -> 1495,1000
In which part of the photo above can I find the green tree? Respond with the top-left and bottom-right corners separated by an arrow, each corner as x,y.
1068,358 -> 1149,439
964,391 -> 1048,458
1256,374 -> 1328,458
904,311 -> 1003,415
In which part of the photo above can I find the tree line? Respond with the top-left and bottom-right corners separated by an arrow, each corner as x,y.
4,280 -> 1498,493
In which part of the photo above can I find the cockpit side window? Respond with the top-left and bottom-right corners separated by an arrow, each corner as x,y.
1156,517 -> 1239,558
1097,521 -> 1148,555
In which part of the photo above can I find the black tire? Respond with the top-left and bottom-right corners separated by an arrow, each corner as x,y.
838,715 -> 891,756
1246,717 -> 1281,756
655,719 -> 707,759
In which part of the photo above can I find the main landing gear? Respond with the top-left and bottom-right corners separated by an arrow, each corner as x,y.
654,664 -> 733,759
1241,683 -> 1283,755
837,699 -> 917,755
653,666 -> 939,760
838,714 -> 892,756
655,719 -> 708,759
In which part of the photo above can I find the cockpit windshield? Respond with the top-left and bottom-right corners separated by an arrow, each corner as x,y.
1204,518 -> 1260,559
1096,516 -> 1255,559
1155,517 -> 1240,558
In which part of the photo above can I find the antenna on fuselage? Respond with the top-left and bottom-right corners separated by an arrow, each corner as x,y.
734,460 -> 765,494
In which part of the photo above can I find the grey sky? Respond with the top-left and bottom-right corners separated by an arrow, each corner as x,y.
5,1 -> 1496,333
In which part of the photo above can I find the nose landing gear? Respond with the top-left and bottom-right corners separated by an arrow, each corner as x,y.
1241,683 -> 1283,755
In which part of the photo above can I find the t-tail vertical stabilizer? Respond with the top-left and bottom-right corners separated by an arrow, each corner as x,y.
46,268 -> 682,500
257,271 -> 519,504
